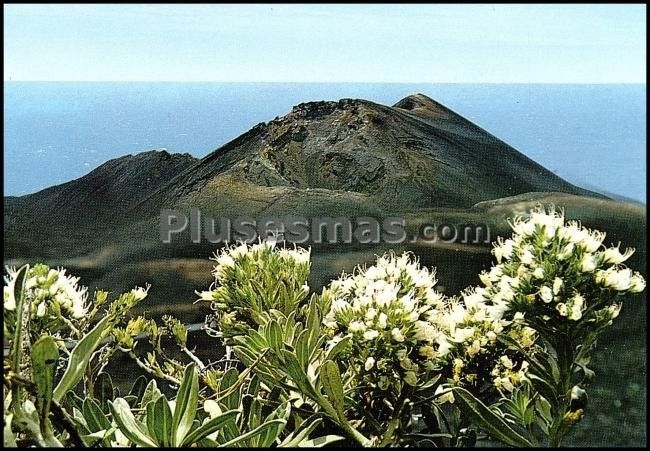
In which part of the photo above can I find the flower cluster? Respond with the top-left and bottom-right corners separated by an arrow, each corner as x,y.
481,207 -> 645,334
321,252 -> 446,408
199,241 -> 311,337
4,264 -> 89,338
431,288 -> 535,398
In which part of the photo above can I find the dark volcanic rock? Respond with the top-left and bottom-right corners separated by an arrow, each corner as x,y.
133,93 -> 597,222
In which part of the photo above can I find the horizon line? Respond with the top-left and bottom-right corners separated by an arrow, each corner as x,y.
4,80 -> 647,85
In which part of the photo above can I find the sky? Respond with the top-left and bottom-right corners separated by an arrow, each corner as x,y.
3,4 -> 647,83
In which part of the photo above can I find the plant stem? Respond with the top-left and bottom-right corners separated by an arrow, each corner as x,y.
126,350 -> 181,385
181,346 -> 206,370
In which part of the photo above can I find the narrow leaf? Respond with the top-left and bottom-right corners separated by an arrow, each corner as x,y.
452,387 -> 534,447
171,364 -> 199,446
53,316 -> 113,402
31,335 -> 59,425
109,398 -> 157,447
181,409 -> 239,446
319,360 -> 346,419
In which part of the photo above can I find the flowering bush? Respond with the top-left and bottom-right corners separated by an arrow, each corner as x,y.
199,241 -> 311,338
3,208 -> 646,448
4,264 -> 91,342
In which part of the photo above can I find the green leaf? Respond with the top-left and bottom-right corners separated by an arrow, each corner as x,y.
527,374 -> 558,409
9,265 -> 29,408
96,372 -> 117,412
319,360 -> 346,419
82,398 -> 111,432
281,350 -> 315,396
279,417 -> 324,447
171,364 -> 199,446
267,321 -> 283,351
324,335 -> 351,362
248,398 -> 263,430
31,335 -> 59,425
295,330 -> 312,369
109,397 -> 156,447
81,428 -> 117,447
217,419 -> 287,447
53,316 -> 113,402
148,395 -> 172,446
129,375 -> 149,402
140,378 -> 162,408
181,409 -> 239,446
217,367 -> 241,411
256,402 -> 290,447
452,387 -> 534,447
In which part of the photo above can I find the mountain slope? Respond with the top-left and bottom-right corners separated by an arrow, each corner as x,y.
4,150 -> 198,256
128,93 -> 597,220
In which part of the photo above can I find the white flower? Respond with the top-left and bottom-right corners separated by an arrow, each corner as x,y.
487,265 -> 504,281
532,267 -> 545,280
530,211 -> 562,239
216,253 -> 235,269
436,335 -> 452,357
519,249 -> 535,266
36,302 -> 47,317
419,345 -> 436,359
596,268 -> 632,291
331,298 -> 349,313
251,240 -> 275,253
493,238 -> 515,263
568,293 -> 584,321
601,246 -> 635,265
607,303 -> 622,319
230,243 -> 249,259
363,329 -> 379,341
364,357 -> 375,371
510,218 -> 536,237
349,320 -> 367,333
553,277 -> 563,295
580,254 -> 597,273
281,247 -> 311,266
131,286 -> 149,302
557,242 -> 575,260
500,355 -> 514,369
556,303 -> 568,316
400,293 -> 416,312
391,328 -> 405,342
629,273 -> 646,293
414,320 -> 437,342
539,286 -> 553,303
71,298 -> 87,319
467,339 -> 481,357
479,271 -> 492,287
581,230 -> 606,253
558,223 -> 583,243
197,290 -> 214,301
463,290 -> 485,310
453,327 -> 475,343
425,288 -> 444,307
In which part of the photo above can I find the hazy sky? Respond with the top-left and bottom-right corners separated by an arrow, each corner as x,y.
3,4 -> 646,83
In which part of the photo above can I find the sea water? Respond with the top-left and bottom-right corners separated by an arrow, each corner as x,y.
3,82 -> 646,202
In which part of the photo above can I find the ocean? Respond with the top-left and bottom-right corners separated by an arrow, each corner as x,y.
3,82 -> 646,202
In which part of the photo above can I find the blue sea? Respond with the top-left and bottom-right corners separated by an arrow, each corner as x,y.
3,82 -> 646,202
